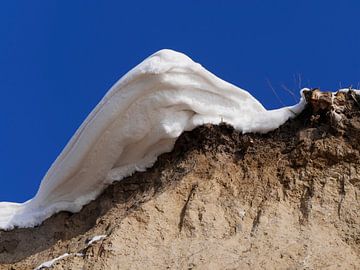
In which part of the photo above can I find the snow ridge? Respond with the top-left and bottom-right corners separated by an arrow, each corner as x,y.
0,49 -> 306,230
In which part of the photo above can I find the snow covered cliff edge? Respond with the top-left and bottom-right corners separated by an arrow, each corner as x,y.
0,49 -> 305,230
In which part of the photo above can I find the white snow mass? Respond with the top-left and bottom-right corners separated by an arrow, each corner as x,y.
34,253 -> 70,270
86,234 -> 107,246
0,49 -> 306,230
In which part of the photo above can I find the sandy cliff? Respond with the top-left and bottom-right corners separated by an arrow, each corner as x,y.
1,89 -> 360,269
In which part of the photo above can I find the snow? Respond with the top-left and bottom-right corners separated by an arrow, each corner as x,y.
33,253 -> 84,270
34,253 -> 70,270
86,234 -> 107,246
32,234 -> 105,269
0,49 -> 307,230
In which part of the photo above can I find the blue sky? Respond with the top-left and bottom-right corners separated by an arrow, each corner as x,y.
1,1 -> 359,202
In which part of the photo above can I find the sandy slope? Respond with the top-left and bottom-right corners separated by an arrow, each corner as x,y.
1,90 -> 360,269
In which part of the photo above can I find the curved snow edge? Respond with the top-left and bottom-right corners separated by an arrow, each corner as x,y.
0,49 -> 307,230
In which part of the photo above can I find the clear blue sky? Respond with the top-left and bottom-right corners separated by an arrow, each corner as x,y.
1,1 -> 359,203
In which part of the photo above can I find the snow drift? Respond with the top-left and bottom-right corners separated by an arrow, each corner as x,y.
0,49 -> 306,230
